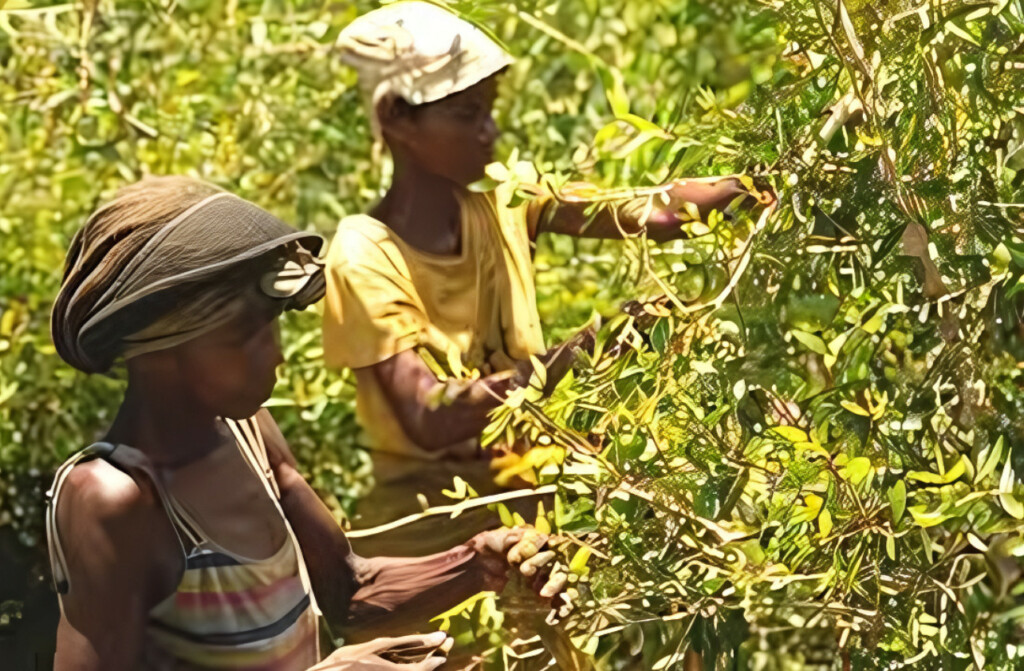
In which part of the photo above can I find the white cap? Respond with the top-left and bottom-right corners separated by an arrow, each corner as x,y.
336,2 -> 513,133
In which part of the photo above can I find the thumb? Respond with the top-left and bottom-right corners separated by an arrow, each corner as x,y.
411,657 -> 447,671
365,631 -> 448,653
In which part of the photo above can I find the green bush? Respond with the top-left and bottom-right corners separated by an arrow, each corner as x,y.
477,0 -> 1024,668
2,0 -> 1023,668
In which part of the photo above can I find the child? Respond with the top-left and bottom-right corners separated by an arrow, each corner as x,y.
324,2 -> 774,552
46,176 -> 551,670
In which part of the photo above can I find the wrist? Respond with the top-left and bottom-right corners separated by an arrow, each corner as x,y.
464,538 -> 511,592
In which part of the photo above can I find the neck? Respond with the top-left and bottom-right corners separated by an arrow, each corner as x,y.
375,157 -> 463,254
106,368 -> 225,468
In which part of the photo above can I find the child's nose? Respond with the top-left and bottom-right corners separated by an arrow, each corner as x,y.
481,116 -> 499,144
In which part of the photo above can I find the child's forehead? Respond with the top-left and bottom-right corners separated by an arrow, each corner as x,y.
202,301 -> 279,341
425,75 -> 500,107
238,298 -> 283,328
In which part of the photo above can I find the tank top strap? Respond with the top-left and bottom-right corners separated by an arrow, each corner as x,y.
104,444 -> 208,552
225,416 -> 280,499
46,443 -> 116,598
223,416 -> 321,617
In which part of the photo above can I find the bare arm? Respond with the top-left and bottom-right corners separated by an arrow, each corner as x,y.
54,434 -> 452,671
256,412 -> 511,640
53,462 -> 182,671
534,177 -> 773,242
363,327 -> 595,452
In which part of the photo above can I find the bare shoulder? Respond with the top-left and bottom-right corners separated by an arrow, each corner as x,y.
52,458 -> 180,669
55,458 -> 182,606
59,457 -> 152,524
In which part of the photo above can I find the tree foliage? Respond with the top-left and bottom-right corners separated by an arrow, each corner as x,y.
2,0 -> 1024,669
475,0 -> 1024,668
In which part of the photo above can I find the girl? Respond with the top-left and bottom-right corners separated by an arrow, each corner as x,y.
46,176 -> 550,670
323,2 -> 774,553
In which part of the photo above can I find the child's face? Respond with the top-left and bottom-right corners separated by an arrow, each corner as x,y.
174,305 -> 284,419
387,75 -> 501,186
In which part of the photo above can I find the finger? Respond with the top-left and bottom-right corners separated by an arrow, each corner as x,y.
507,530 -> 545,564
506,527 -> 533,553
546,534 -> 571,551
374,632 -> 452,665
519,550 -> 556,577
479,527 -> 524,554
507,528 -> 548,557
539,570 -> 568,598
385,635 -> 453,661
366,631 -> 448,654
413,656 -> 447,671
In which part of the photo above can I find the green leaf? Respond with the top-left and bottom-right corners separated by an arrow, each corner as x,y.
907,456 -> 967,485
975,436 -> 1005,484
840,457 -> 872,485
597,65 -> 630,117
650,317 -> 672,353
818,509 -> 833,538
792,329 -> 827,355
888,480 -> 907,523
999,459 -> 1024,520
886,535 -> 897,560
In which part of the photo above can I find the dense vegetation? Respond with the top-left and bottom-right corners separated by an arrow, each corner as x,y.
2,0 -> 1023,668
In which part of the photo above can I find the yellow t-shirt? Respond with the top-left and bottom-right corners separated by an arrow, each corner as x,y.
322,184 -> 547,459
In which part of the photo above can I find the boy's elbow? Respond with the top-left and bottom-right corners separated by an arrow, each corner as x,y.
401,412 -> 455,452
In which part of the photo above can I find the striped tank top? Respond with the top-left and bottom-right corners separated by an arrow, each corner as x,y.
46,417 -> 321,670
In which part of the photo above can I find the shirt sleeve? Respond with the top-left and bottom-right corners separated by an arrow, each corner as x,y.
322,222 -> 430,370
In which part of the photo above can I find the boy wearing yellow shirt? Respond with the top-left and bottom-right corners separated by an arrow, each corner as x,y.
323,2 -> 772,553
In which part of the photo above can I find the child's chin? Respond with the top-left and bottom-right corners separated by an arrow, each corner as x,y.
222,395 -> 271,421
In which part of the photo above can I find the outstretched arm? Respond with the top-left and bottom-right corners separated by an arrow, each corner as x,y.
532,176 -> 774,242
52,425 -> 457,671
256,411 -> 540,640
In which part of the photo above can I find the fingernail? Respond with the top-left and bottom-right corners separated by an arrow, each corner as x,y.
427,631 -> 447,644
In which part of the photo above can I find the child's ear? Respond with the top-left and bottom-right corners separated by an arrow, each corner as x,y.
377,96 -> 418,145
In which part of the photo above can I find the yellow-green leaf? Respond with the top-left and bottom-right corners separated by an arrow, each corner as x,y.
792,329 -> 827,355
975,436 -> 1005,484
840,457 -> 872,484
908,505 -> 949,528
907,456 -> 967,485
999,459 -> 1024,519
818,509 -> 833,538
771,425 -> 808,443
888,480 -> 907,523
841,400 -> 871,417
569,546 -> 593,575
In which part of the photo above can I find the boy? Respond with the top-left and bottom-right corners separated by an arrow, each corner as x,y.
324,2 -> 773,552
47,176 -> 552,670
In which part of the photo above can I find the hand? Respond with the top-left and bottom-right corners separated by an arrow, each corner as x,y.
564,323 -> 597,357
468,526 -> 567,599
510,323 -> 596,394
311,632 -> 453,670
668,177 -> 774,219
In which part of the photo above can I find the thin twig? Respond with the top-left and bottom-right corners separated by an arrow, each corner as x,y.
346,485 -> 558,538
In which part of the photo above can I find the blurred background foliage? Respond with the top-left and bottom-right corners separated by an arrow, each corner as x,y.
2,0 -> 1023,669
